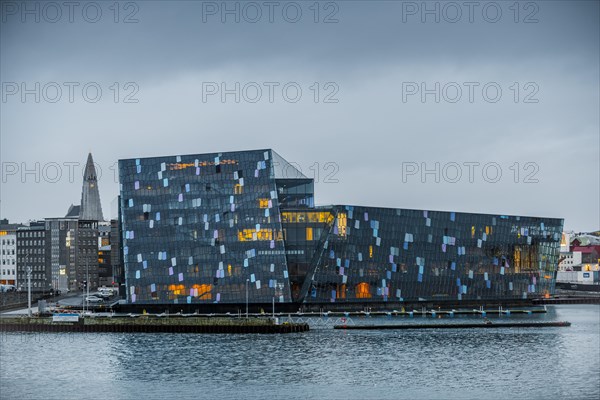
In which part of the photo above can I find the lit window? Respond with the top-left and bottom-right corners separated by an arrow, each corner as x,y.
237,229 -> 273,241
191,283 -> 212,300
336,213 -> 347,237
306,228 -> 313,241
258,199 -> 269,208
356,282 -> 371,299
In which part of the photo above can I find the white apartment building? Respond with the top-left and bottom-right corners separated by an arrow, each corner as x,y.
0,229 -> 18,286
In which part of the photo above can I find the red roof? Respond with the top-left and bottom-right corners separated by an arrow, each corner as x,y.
571,246 -> 599,254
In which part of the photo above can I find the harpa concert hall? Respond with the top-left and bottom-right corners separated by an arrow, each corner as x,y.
118,149 -> 563,310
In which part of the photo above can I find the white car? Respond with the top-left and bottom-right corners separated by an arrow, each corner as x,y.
85,295 -> 103,303
98,287 -> 115,294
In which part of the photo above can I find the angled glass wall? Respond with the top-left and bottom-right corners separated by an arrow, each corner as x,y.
301,206 -> 563,303
119,150 -> 292,305
119,149 -> 563,305
280,208 -> 334,300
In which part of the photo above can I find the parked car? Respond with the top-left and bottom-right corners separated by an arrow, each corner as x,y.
85,295 -> 103,303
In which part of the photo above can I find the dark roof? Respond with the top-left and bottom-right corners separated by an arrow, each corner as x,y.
65,204 -> 80,218
0,223 -> 24,231
571,246 -> 599,254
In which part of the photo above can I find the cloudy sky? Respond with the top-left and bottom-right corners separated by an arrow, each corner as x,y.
1,0 -> 598,231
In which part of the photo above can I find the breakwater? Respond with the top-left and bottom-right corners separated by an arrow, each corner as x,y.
0,316 -> 309,334
334,321 -> 572,330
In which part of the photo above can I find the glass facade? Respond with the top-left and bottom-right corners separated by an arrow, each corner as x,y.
297,206 -> 562,303
119,150 -> 292,304
119,149 -> 563,305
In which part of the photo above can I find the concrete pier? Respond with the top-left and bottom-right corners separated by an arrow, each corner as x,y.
334,321 -> 571,330
0,316 -> 309,334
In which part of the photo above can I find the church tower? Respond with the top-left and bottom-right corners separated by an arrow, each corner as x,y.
80,153 -> 104,221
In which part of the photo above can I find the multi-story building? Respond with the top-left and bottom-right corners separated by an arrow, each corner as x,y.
558,231 -> 600,273
118,149 -> 563,306
46,216 -> 99,291
75,219 -> 99,290
16,221 -> 50,293
46,214 -> 78,291
110,218 -> 125,294
558,251 -> 583,271
98,221 -> 113,286
45,153 -> 105,292
0,219 -> 22,287
98,244 -> 112,287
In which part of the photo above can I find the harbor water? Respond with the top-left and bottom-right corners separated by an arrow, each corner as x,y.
1,305 -> 599,399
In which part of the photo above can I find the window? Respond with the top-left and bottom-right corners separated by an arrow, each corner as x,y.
336,213 -> 347,237
306,227 -> 313,241
356,282 -> 372,299
258,199 -> 269,208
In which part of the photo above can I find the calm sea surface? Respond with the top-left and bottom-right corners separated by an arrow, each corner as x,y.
1,305 -> 599,400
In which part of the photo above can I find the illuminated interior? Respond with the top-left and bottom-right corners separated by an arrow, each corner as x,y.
237,229 -> 274,241
336,213 -> 347,237
355,282 -> 371,298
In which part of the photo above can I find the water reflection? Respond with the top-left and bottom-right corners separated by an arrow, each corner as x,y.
1,305 -> 598,400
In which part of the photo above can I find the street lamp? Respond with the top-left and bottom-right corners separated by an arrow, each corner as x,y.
245,278 -> 249,319
26,265 -> 32,317
86,256 -> 90,307
82,279 -> 86,313
22,252 -> 32,317
82,256 -> 90,313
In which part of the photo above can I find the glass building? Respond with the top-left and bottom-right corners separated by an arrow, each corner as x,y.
119,149 -> 563,306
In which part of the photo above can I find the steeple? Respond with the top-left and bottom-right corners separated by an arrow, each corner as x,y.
80,153 -> 104,221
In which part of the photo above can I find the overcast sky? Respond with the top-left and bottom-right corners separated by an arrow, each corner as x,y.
1,0 -> 598,231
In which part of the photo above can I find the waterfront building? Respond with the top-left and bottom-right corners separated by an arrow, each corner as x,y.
118,149 -> 563,306
0,219 -> 22,287
73,219 -> 99,290
97,221 -> 113,287
558,231 -> 600,282
110,218 -> 124,286
42,214 -> 100,292
16,221 -> 50,293
558,251 -> 583,271
46,214 -> 78,291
